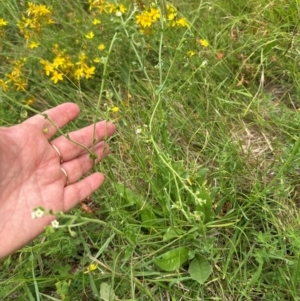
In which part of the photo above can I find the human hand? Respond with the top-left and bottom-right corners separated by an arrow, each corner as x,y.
0,103 -> 115,258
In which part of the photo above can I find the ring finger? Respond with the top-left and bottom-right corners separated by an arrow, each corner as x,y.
60,141 -> 110,185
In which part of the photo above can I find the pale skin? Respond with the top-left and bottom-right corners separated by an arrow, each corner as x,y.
0,103 -> 116,259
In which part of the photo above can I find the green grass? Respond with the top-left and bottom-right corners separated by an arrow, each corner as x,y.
1,0 -> 300,300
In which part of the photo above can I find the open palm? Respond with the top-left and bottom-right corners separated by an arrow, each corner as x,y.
0,103 -> 115,258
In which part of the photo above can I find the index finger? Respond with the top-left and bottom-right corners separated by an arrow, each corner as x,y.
23,102 -> 80,139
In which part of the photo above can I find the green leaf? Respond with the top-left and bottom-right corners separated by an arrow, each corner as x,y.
141,208 -> 157,228
188,255 -> 212,284
163,227 -> 182,241
55,280 -> 70,300
114,183 -> 143,207
196,167 -> 209,184
154,247 -> 189,271
100,282 -> 114,301
195,186 -> 214,224
53,264 -> 71,277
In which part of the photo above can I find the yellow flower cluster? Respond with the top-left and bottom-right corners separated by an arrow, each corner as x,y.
0,1 -> 193,95
0,58 -> 28,92
88,0 -> 127,16
17,2 -> 54,40
39,44 -> 97,84
135,4 -> 189,31
135,8 -> 161,28
166,4 -> 189,27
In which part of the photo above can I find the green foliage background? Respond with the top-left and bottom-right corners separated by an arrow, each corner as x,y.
1,0 -> 300,300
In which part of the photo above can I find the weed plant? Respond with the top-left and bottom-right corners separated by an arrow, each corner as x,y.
0,0 -> 300,300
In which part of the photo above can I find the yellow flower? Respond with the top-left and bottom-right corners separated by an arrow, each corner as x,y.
0,18 -> 8,26
149,8 -> 160,21
97,43 -> 105,50
28,41 -> 39,49
74,68 -> 85,80
53,56 -> 65,68
26,2 -> 52,17
93,57 -> 101,63
118,4 -> 127,14
198,39 -> 209,47
50,70 -> 63,83
167,12 -> 177,21
84,263 -> 98,274
115,4 -> 127,16
106,3 -> 116,14
84,65 -> 96,79
47,18 -> 54,25
96,3 -> 107,14
6,72 -> 18,83
85,31 -> 94,39
0,79 -> 9,91
136,13 -> 153,28
176,17 -> 189,27
40,59 -> 54,76
187,50 -> 195,57
25,98 -> 34,106
44,64 -> 54,76
92,18 -> 101,25
14,80 -> 27,91
111,106 -> 119,112
12,68 -> 22,78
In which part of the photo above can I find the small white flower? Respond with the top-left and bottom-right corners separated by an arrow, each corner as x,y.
116,11 -> 122,17
201,60 -> 208,67
136,127 -> 142,134
171,202 -> 182,210
31,208 -> 45,219
100,56 -> 107,64
51,220 -> 59,228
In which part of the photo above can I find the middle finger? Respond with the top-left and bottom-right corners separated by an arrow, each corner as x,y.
51,121 -> 115,162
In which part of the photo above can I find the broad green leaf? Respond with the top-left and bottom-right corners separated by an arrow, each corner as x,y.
196,167 -> 209,184
163,227 -> 181,241
154,247 -> 189,271
188,255 -> 212,284
114,183 -> 143,207
141,208 -> 157,228
100,282 -> 114,301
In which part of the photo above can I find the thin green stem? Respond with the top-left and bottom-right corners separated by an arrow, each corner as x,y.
1,98 -> 94,155
61,214 -> 135,246
92,32 -> 119,166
